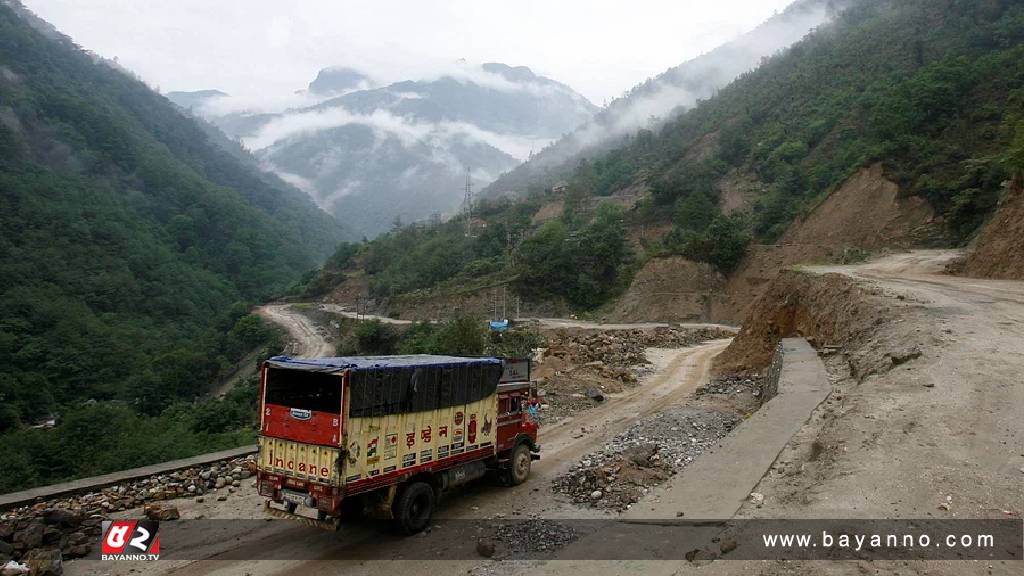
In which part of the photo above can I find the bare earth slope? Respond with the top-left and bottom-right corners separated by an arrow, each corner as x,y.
961,180 -> 1024,280
603,257 -> 727,323
780,163 -> 937,249
720,164 -> 943,323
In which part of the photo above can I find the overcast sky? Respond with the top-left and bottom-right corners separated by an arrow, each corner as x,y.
24,0 -> 796,107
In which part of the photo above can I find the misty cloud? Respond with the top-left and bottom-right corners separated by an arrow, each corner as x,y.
244,104 -> 553,162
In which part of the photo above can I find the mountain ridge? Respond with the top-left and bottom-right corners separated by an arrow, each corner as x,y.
177,62 -> 598,237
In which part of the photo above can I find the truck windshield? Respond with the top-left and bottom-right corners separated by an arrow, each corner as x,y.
264,367 -> 342,414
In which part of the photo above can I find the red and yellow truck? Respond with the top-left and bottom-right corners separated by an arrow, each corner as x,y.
255,355 -> 539,532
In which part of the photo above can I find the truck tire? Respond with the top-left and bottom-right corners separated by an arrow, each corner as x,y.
285,502 -> 298,514
393,482 -> 434,535
508,443 -> 531,486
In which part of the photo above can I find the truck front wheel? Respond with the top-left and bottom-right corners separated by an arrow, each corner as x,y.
508,443 -> 531,486
393,482 -> 434,535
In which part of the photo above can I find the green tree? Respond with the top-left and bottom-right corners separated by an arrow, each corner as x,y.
673,191 -> 717,233
354,321 -> 399,355
681,216 -> 751,272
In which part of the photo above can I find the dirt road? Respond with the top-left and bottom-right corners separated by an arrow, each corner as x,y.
66,339 -> 730,576
702,250 -> 1024,575
255,304 -> 335,358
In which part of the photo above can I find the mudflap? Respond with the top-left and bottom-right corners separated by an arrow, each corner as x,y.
264,500 -> 341,531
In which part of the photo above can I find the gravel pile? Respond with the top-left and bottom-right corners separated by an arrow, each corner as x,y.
545,327 -> 731,373
533,395 -> 594,425
485,519 -> 581,559
552,408 -> 738,511
699,375 -> 765,399
0,455 -> 255,566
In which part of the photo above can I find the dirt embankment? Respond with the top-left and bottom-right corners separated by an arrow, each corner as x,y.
603,257 -> 727,323
714,270 -> 929,380
781,163 -> 940,249
719,163 -> 943,322
959,179 -> 1024,280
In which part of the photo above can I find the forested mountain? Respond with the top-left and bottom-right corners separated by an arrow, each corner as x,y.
0,0 -> 347,490
176,63 -> 599,238
308,0 -> 1024,314
481,0 -> 842,198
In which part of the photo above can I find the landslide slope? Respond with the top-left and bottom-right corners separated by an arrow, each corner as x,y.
960,178 -> 1024,279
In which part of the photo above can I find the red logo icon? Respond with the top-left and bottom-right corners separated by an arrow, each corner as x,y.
101,520 -> 160,560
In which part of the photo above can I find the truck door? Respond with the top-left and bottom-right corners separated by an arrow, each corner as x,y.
261,366 -> 344,447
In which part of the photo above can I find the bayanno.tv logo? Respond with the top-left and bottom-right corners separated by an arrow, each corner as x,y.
100,520 -> 160,560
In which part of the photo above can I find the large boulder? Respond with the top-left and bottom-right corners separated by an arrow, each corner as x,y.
39,512 -> 79,530
12,524 -> 44,551
25,549 -> 62,576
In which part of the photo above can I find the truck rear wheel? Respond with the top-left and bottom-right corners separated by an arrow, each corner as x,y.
393,482 -> 434,535
508,443 -> 531,486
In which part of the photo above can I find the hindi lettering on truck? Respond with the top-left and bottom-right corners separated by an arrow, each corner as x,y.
256,355 -> 539,533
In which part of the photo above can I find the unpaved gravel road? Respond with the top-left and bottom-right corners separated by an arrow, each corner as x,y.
255,304 -> 335,358
692,250 -> 1024,576
65,340 -> 730,576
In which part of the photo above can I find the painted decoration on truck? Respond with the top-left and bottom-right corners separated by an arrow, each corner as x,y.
342,392 -> 498,485
258,437 -> 340,483
384,434 -> 398,460
366,437 -> 379,465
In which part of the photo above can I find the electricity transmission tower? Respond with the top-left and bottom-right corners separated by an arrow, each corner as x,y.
463,167 -> 474,237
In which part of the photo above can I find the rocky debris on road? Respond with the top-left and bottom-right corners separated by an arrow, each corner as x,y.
24,549 -> 61,576
484,518 -> 581,559
143,504 -> 180,522
534,327 -> 733,424
544,327 -> 733,373
552,407 -> 738,511
0,455 -> 255,564
695,374 -> 768,415
698,375 -> 765,397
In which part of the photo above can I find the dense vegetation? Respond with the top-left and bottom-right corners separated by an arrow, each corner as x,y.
550,0 -> 1024,244
302,192 -> 635,312
335,315 -> 544,360
305,0 -> 1024,316
327,192 -> 634,310
0,3 -> 345,491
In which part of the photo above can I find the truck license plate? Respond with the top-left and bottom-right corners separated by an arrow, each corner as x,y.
282,490 -> 306,505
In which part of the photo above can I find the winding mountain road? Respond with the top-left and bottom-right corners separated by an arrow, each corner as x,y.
255,304 -> 336,358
